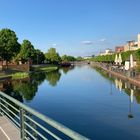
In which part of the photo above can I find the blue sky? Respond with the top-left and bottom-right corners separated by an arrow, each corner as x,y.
0,0 -> 140,56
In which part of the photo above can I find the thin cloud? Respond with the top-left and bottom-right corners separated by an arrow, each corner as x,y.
99,38 -> 107,42
52,43 -> 57,46
81,40 -> 93,45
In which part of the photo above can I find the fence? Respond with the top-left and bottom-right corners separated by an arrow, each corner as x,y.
0,91 -> 89,140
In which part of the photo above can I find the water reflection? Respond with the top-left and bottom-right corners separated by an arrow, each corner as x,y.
0,70 -> 63,102
94,67 -> 140,119
60,66 -> 75,74
46,70 -> 61,86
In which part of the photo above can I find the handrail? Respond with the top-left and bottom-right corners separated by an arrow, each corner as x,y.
0,91 -> 89,140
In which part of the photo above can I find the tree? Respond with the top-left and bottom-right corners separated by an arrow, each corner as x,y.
16,40 -> 35,63
0,28 -> 20,65
45,48 -> 61,64
33,49 -> 45,64
61,55 -> 76,62
76,56 -> 83,61
61,55 -> 69,62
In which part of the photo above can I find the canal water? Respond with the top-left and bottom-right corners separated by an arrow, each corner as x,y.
1,65 -> 140,140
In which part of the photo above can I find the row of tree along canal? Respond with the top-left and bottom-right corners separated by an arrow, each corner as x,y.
0,28 -> 85,67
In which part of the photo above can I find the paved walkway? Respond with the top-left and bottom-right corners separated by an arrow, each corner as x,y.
0,116 -> 20,140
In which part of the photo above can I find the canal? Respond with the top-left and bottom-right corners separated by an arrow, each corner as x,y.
1,65 -> 140,140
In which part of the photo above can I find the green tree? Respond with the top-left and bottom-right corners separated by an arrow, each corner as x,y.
0,28 -> 20,65
45,48 -> 61,64
61,55 -> 69,62
76,56 -> 83,61
16,40 -> 35,63
33,49 -> 45,64
61,55 -> 76,62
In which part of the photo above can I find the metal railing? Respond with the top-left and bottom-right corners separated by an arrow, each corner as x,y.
0,91 -> 89,140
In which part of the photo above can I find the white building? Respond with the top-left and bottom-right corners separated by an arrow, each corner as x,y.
124,34 -> 140,52
100,49 -> 113,56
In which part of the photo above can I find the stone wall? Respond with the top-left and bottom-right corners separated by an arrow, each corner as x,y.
7,64 -> 30,72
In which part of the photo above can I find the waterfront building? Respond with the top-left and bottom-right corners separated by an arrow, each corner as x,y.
124,34 -> 140,52
83,56 -> 92,59
138,34 -> 140,48
115,46 -> 124,53
99,48 -> 113,56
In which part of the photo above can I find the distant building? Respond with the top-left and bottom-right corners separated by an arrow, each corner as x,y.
124,34 -> 140,52
100,49 -> 113,56
138,34 -> 140,48
115,46 -> 124,53
83,56 -> 92,59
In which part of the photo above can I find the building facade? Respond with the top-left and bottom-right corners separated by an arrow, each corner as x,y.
115,46 -> 124,53
138,34 -> 140,48
124,34 -> 140,52
100,49 -> 113,56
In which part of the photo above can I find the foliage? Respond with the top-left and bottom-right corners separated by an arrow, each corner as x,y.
16,40 -> 35,63
91,50 -> 137,63
91,54 -> 114,63
76,56 -> 84,61
45,48 -> 61,64
38,66 -> 58,72
0,28 -> 20,62
33,49 -> 45,64
12,72 -> 29,79
61,55 -> 76,62
0,28 -> 78,66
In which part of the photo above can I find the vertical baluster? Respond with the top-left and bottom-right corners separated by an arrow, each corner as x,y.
0,96 -> 2,115
20,108 -> 25,140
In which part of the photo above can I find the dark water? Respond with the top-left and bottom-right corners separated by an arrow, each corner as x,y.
1,65 -> 140,140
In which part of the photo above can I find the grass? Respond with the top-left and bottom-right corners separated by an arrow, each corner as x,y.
33,66 -> 58,72
39,67 -> 58,72
12,72 -> 29,79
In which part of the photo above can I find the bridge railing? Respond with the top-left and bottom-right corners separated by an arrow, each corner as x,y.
0,91 -> 89,140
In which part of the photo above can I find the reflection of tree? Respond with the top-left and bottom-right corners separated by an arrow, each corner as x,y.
132,89 -> 140,104
0,72 -> 46,102
61,66 -> 75,74
46,70 -> 61,86
2,81 -> 23,102
13,80 -> 38,102
30,72 -> 46,85
11,72 -> 46,102
94,67 -> 114,82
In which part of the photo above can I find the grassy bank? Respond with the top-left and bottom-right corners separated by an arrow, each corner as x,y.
12,72 -> 29,79
32,65 -> 58,72
0,65 -> 58,80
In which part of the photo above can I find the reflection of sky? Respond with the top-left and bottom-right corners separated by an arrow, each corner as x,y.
24,65 -> 140,140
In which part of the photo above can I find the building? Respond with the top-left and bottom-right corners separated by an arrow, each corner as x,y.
115,46 -> 124,53
124,34 -> 140,52
138,34 -> 140,48
100,49 -> 113,56
83,56 -> 92,59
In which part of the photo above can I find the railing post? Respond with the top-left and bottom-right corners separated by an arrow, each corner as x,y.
0,96 -> 2,116
20,108 -> 25,140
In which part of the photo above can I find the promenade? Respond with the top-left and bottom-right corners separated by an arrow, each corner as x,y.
0,116 -> 20,140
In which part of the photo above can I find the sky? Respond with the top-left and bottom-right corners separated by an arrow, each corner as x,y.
0,0 -> 140,56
